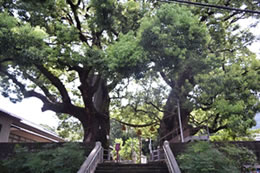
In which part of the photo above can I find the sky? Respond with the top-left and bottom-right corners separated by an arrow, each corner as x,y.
0,96 -> 59,128
0,17 -> 259,129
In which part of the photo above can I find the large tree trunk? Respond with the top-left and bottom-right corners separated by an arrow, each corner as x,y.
82,78 -> 110,149
82,111 -> 110,148
159,89 -> 193,145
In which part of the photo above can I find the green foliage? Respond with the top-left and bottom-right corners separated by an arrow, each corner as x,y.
111,107 -> 160,140
0,160 -> 9,173
110,120 -> 128,146
177,142 -> 257,173
191,54 -> 260,137
113,138 -> 140,162
56,114 -> 84,141
107,31 -> 147,78
139,3 -> 210,76
2,143 -> 85,173
219,144 -> 257,172
110,73 -> 167,141
210,129 -> 254,141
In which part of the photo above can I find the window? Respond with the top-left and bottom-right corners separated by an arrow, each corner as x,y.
0,124 -> 2,133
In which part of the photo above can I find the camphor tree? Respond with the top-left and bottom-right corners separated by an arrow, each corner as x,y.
0,0 -> 148,147
138,4 -> 213,141
112,1 -> 260,143
140,2 -> 260,141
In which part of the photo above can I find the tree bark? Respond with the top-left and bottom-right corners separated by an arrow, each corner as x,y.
81,78 -> 110,149
81,111 -> 109,149
159,89 -> 193,145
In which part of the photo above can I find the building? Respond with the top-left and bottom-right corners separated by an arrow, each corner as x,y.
0,108 -> 64,143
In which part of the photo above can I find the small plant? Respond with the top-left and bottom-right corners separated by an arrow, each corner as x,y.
2,143 -> 86,173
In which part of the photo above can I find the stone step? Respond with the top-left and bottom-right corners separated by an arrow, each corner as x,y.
96,166 -> 168,170
96,164 -> 167,168
99,161 -> 167,167
95,170 -> 169,173
95,162 -> 169,173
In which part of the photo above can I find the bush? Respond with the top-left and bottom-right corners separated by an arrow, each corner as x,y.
219,144 -> 257,172
0,160 -> 9,173
2,143 -> 86,173
177,141 -> 257,173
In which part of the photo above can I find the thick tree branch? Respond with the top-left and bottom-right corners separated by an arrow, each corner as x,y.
66,0 -> 90,45
108,80 -> 119,92
127,104 -> 161,121
57,59 -> 87,74
24,73 -> 57,103
66,0 -> 81,30
108,78 -> 127,93
146,101 -> 165,113
223,11 -> 239,21
208,125 -> 228,133
35,64 -> 71,104
0,69 -> 51,104
76,0 -> 82,7
41,102 -> 85,120
229,13 -> 247,24
56,59 -> 97,107
160,71 -> 175,88
1,69 -> 86,120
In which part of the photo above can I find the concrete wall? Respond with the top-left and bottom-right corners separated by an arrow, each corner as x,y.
0,116 -> 12,142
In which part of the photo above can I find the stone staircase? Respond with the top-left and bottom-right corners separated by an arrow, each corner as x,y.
95,161 -> 169,173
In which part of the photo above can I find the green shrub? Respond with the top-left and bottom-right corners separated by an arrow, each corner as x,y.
177,141 -> 257,173
0,160 -> 9,173
2,143 -> 86,173
219,144 -> 257,172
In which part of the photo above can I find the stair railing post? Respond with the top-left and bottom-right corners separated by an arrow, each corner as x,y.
108,149 -> 110,161
158,147 -> 160,160
163,141 -> 181,173
77,141 -> 103,173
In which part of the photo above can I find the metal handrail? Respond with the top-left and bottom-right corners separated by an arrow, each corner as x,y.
163,141 -> 181,173
77,141 -> 103,173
